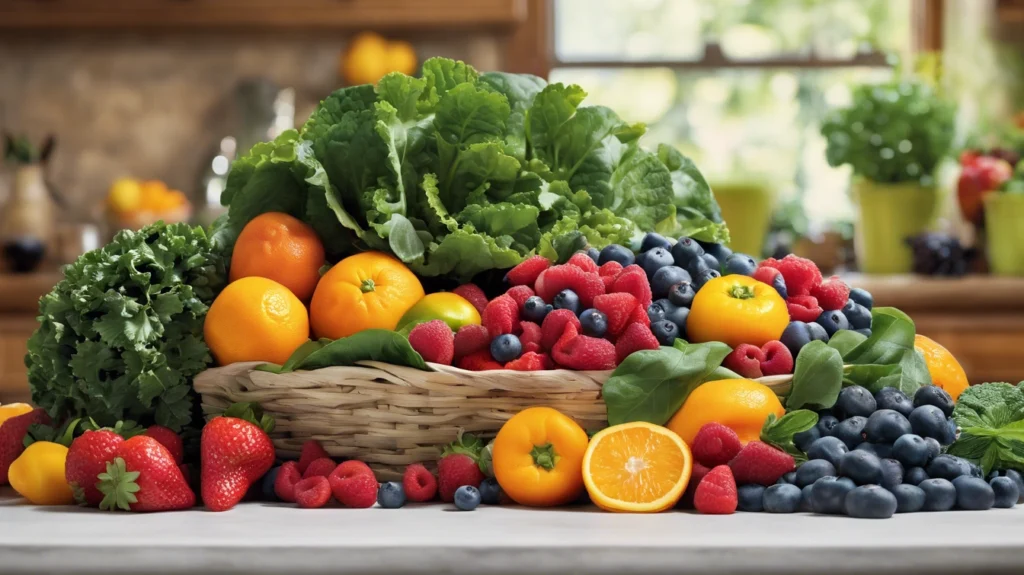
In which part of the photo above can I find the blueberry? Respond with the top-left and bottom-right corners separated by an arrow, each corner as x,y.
647,301 -> 667,323
848,287 -> 874,310
667,281 -> 696,308
913,386 -> 954,417
768,273 -> 788,299
855,328 -> 872,338
671,237 -> 705,267
585,247 -> 601,263
793,425 -> 821,453
880,458 -> 904,490
919,478 -> 957,511
687,254 -> 709,277
836,386 -> 877,419
874,387 -> 914,417
891,484 -> 926,513
807,437 -> 849,468
523,296 -> 552,323
651,266 -> 692,299
763,483 -> 802,513
377,481 -> 407,509
844,485 -> 897,519
780,321 -> 812,357
927,454 -> 970,481
479,477 -> 502,505
777,471 -> 798,485
697,240 -> 732,264
641,248 -> 675,280
490,334 -> 523,363
968,461 -> 983,478
815,310 -> 850,338
640,232 -> 672,252
598,244 -> 635,267
832,416 -> 868,450
909,405 -> 948,441
737,484 -> 766,512
841,302 -> 872,330
701,253 -> 721,272
904,466 -> 929,485
799,484 -> 816,512
261,466 -> 280,501
869,443 -> 893,460
939,418 -> 958,446
724,253 -> 758,276
653,298 -> 689,328
553,289 -> 581,315
892,434 -> 931,468
854,442 -> 881,457
796,459 -> 837,487
579,309 -> 608,337
454,485 -> 481,511
997,470 -> 1024,503
635,250 -> 648,268
816,414 -> 840,437
864,409 -> 913,444
809,476 -> 856,514
839,450 -> 883,485
693,268 -> 722,290
953,476 -> 995,510
924,437 -> 942,461
806,321 -> 829,343
990,476 -> 1019,508
651,320 -> 680,346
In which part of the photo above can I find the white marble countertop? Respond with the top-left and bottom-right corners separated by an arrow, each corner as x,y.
2,489 -> 1024,575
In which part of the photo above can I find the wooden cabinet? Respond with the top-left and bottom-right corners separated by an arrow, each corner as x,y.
0,316 -> 34,405
0,0 -> 526,29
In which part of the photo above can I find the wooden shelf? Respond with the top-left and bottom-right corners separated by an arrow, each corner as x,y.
0,0 -> 526,30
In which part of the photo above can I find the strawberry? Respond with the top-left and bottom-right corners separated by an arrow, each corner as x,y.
144,425 -> 184,465
611,265 -> 652,307
505,255 -> 551,286
97,435 -> 195,512
297,439 -> 330,474
615,323 -> 659,364
453,283 -> 488,315
481,294 -> 520,339
0,408 -> 51,485
201,416 -> 275,512
408,320 -> 455,365
505,351 -> 550,371
551,323 -> 617,370
534,265 -> 606,309
567,252 -> 599,274
539,308 -> 581,351
593,292 -> 639,336
437,453 -> 484,503
728,441 -> 795,486
66,429 -> 124,506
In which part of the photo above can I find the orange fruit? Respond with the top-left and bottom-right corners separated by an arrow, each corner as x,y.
666,378 -> 784,446
583,422 -> 692,513
310,251 -> 424,340
230,212 -> 325,302
204,277 -> 310,366
914,334 -> 970,402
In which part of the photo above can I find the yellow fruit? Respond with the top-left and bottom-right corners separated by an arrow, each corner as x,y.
341,32 -> 391,86
687,275 -> 789,348
583,422 -> 692,513
666,379 -> 785,446
387,41 -> 418,76
915,334 -> 970,402
398,292 -> 481,332
0,403 -> 33,429
107,178 -> 142,214
230,212 -> 325,301
204,277 -> 310,366
9,441 -> 74,506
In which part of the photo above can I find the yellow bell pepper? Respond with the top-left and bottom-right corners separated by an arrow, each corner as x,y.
9,441 -> 74,506
0,403 -> 33,429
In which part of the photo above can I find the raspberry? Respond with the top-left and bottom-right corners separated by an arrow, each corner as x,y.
505,351 -> 550,371
297,439 -> 331,474
628,302 -> 651,329
453,283 -> 489,315
601,275 -> 617,290
679,461 -> 711,508
505,285 -> 536,310
787,295 -> 823,323
454,324 -> 490,362
274,461 -> 303,502
438,454 -> 484,503
540,308 -> 582,350
534,265 -> 605,308
328,460 -> 378,508
302,457 -> 337,479
752,266 -> 788,299
615,323 -> 660,364
598,261 -> 623,277
505,255 -> 551,286
760,340 -> 794,376
457,350 -> 505,371
811,275 -> 851,311
694,465 -> 738,515
723,344 -> 765,379
519,321 -> 543,351
593,292 -> 639,336
611,266 -> 652,307
408,320 -> 455,365
691,423 -> 743,468
567,251 -> 599,274
728,441 -> 796,485
403,463 -> 438,502
481,294 -> 520,339
294,476 -> 332,509
773,254 -> 822,297
551,323 -> 617,370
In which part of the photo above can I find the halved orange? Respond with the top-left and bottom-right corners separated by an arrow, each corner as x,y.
583,422 -> 692,513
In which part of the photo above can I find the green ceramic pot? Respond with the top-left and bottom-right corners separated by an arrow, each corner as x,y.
712,180 -> 774,257
852,179 -> 939,274
985,193 -> 1024,276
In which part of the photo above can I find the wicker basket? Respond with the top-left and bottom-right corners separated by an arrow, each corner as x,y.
193,361 -> 610,480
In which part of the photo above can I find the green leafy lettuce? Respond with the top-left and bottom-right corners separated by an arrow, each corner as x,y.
948,382 -> 1024,475
25,222 -> 227,432
220,58 -> 727,282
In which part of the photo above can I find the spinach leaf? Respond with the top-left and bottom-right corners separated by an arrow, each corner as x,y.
842,363 -> 903,393
761,410 -> 818,462
948,382 -> 1024,474
602,342 -> 732,426
291,329 -> 429,372
786,341 -> 844,410
840,308 -> 931,395
828,330 -> 867,357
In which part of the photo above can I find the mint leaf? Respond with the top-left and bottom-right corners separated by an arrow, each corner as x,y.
761,410 -> 817,462
787,341 -> 844,410
948,382 -> 1024,474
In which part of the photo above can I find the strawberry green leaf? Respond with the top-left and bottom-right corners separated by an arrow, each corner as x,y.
97,457 -> 141,512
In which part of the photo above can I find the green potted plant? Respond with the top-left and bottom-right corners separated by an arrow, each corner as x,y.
821,81 -> 956,274
985,159 -> 1024,275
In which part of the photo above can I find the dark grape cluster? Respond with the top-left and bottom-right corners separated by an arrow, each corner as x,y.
905,233 -> 975,277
